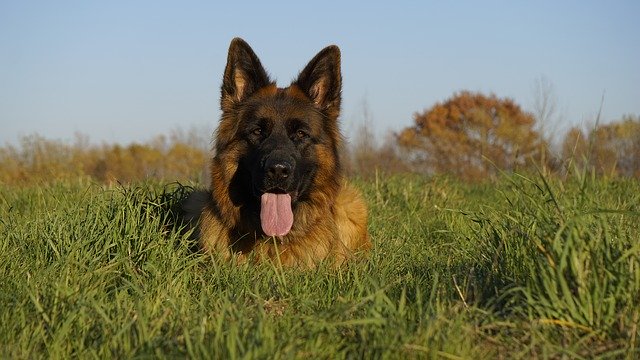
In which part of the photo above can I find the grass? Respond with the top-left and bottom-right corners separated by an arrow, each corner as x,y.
1,171 -> 639,358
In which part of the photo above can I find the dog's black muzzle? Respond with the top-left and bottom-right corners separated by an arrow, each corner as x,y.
261,150 -> 295,193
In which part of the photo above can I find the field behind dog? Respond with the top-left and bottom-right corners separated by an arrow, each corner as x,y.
1,171 -> 639,358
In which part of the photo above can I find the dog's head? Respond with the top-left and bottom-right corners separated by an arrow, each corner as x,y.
215,38 -> 342,236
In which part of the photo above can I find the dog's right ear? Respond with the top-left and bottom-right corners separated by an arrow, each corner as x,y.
221,38 -> 271,110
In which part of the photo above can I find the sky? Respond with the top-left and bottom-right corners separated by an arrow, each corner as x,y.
1,1 -> 639,146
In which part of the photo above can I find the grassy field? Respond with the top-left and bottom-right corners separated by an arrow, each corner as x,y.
1,171 -> 639,358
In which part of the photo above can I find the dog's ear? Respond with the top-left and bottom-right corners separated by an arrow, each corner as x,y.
294,45 -> 342,115
221,38 -> 271,109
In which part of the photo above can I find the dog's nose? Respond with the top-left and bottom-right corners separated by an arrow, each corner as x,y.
267,162 -> 291,181
269,163 -> 290,178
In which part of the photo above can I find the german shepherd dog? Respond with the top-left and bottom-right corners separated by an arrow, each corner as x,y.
184,38 -> 370,267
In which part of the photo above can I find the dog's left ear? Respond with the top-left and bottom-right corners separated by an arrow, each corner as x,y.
294,45 -> 342,115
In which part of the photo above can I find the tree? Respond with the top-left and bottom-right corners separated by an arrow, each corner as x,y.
561,115 -> 640,177
531,76 -> 560,144
347,97 -> 409,177
531,76 -> 563,171
397,91 -> 547,180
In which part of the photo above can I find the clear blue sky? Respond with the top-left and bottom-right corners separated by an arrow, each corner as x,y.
1,1 -> 638,146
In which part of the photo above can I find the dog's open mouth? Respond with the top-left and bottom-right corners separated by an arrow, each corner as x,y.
260,190 -> 294,237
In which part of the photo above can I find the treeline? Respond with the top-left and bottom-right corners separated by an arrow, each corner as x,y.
562,116 -> 640,177
0,130 -> 209,185
351,91 -> 640,180
1,91 -> 639,185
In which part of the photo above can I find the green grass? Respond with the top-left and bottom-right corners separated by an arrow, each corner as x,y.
1,172 -> 639,358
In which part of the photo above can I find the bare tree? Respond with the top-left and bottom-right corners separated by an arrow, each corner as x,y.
349,97 -> 377,175
531,76 -> 564,171
531,76 -> 560,145
348,97 -> 409,177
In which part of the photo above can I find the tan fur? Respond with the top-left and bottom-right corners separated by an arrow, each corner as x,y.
186,180 -> 369,267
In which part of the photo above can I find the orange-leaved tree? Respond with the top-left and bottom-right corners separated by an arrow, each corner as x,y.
561,114 -> 640,177
397,91 -> 547,180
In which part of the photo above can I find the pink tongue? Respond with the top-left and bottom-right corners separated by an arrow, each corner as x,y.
260,193 -> 293,237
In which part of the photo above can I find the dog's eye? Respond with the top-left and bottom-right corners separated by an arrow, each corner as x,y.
252,128 -> 262,136
296,130 -> 309,139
